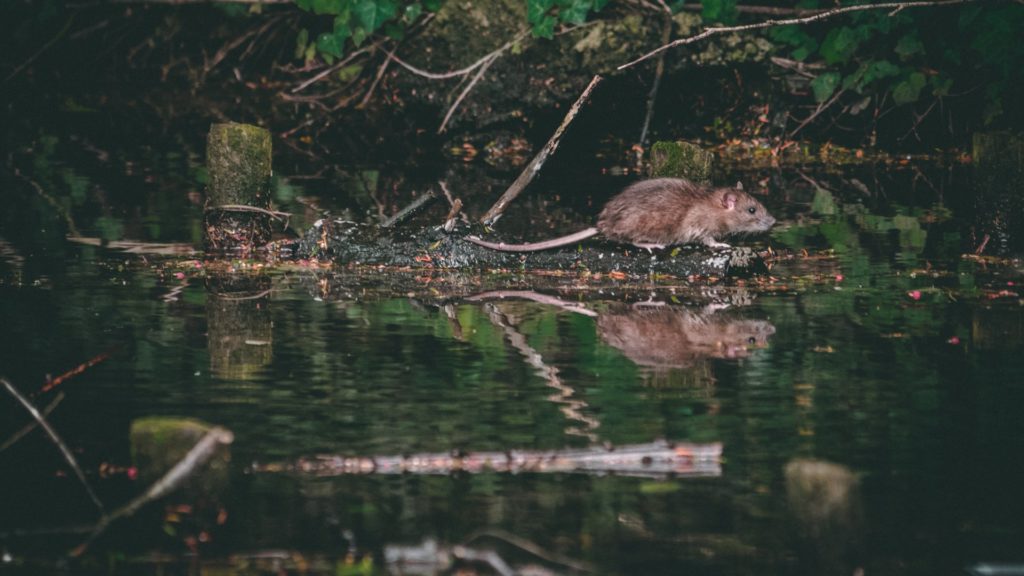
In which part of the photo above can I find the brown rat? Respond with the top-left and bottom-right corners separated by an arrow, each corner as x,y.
468,178 -> 776,251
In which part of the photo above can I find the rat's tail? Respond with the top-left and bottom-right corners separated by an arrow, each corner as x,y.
466,227 -> 600,252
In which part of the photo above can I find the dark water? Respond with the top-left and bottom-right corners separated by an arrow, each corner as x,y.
2,120 -> 1024,576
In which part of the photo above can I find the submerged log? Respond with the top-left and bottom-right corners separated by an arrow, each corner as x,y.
204,122 -> 273,252
295,219 -> 766,278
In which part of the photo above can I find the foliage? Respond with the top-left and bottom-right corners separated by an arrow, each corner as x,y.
526,0 -> 610,39
293,0 -> 442,62
767,1 -> 1024,124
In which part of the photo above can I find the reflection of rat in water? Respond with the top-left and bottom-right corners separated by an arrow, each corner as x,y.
468,178 -> 776,252
598,304 -> 776,368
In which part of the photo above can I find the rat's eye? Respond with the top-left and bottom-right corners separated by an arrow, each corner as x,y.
747,337 -> 757,345
747,206 -> 757,214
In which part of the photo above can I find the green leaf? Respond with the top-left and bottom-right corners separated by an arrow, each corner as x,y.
811,72 -> 840,102
311,0 -> 344,15
294,28 -> 309,60
892,72 -> 926,104
334,9 -> 351,29
895,33 -> 924,59
332,20 -> 351,41
594,0 -> 610,10
930,74 -> 953,97
559,0 -> 591,24
532,14 -> 556,38
423,0 -> 442,11
295,0 -> 313,10
316,31 -> 344,57
351,25 -> 367,46
791,46 -> 811,61
866,60 -> 899,82
403,2 -> 422,23
384,21 -> 405,40
336,63 -> 363,82
354,0 -> 397,32
819,26 -> 860,64
702,0 -> 737,24
527,0 -> 554,24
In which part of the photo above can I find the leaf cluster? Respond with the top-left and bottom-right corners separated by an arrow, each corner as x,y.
293,0 -> 442,62
768,2 -> 1023,124
526,0 -> 610,39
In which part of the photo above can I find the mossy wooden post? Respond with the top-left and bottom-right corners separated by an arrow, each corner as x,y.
649,141 -> 715,184
204,122 -> 273,252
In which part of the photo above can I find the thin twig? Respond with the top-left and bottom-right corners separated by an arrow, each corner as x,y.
40,352 -> 112,394
5,13 -> 76,82
206,204 -> 291,221
359,48 -> 393,108
437,53 -> 499,134
1,378 -> 105,514
788,87 -> 846,139
898,98 -> 939,142
638,1 -> 673,147
389,30 -> 530,80
974,233 -> 990,255
203,16 -> 283,77
0,393 -> 65,454
480,75 -> 603,225
10,168 -> 81,237
380,190 -> 438,228
291,45 -> 374,93
618,0 -> 978,71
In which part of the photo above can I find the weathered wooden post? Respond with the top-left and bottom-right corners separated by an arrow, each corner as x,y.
204,122 -> 273,252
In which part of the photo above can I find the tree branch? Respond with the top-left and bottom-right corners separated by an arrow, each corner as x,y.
480,74 -> 603,225
618,0 -> 979,71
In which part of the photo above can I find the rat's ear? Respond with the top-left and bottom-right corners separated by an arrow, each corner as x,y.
722,191 -> 738,210
735,181 -> 744,190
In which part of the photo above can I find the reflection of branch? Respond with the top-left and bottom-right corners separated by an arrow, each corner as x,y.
465,528 -> 593,573
10,168 -> 81,237
260,440 -> 722,478
1,378 -> 104,513
0,393 -> 64,454
71,426 -> 234,556
484,304 -> 601,442
467,290 -> 598,317
618,0 -> 978,71
480,75 -> 603,225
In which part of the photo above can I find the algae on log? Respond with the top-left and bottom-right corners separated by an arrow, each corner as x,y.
296,219 -> 765,278
649,140 -> 715,182
204,122 -> 273,252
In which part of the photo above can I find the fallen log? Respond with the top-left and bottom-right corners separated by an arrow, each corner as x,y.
295,219 -> 766,279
